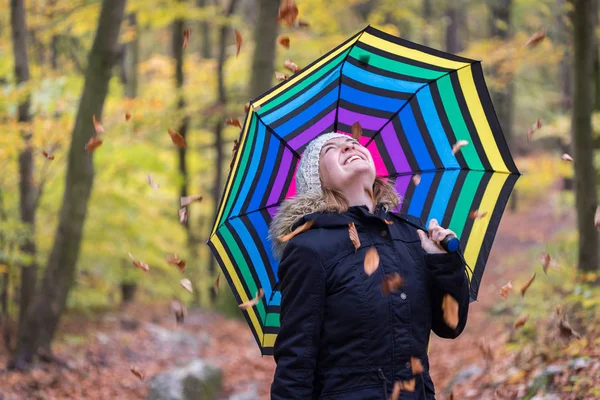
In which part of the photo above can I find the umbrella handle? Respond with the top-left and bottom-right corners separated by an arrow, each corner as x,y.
440,234 -> 460,253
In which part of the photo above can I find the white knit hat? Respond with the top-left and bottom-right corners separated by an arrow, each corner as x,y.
296,132 -> 349,195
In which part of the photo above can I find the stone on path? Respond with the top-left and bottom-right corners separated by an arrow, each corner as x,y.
147,359 -> 222,400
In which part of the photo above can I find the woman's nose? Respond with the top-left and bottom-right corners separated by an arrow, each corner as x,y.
342,143 -> 354,152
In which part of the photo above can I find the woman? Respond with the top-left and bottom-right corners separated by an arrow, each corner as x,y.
269,132 -> 470,399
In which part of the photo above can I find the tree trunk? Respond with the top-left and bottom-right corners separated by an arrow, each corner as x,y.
11,0 -> 39,331
123,13 -> 139,99
248,0 -> 279,99
197,0 -> 212,59
572,0 -> 599,274
557,0 -> 572,111
445,2 -> 463,53
422,0 -> 432,46
10,0 -> 127,369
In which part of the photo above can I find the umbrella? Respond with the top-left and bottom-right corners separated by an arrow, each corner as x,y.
207,26 -> 520,355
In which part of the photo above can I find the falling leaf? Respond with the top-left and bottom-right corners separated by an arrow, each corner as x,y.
168,129 -> 186,148
130,366 -> 145,381
412,174 -> 421,186
561,153 -> 573,162
298,20 -> 310,28
558,315 -> 581,340
524,28 -> 547,48
128,253 -> 149,272
147,174 -> 159,189
166,254 -> 186,273
442,294 -> 459,329
469,210 -> 488,220
514,313 -> 529,329
214,272 -> 221,296
400,379 -> 415,392
179,207 -> 188,224
183,28 -> 190,49
352,122 -> 363,141
384,219 -> 393,225
239,288 -> 264,310
92,114 -> 105,134
226,118 -> 242,129
595,206 -> 600,230
180,278 -> 193,293
477,339 -> 494,363
381,272 -> 404,295
284,59 -> 300,73
234,29 -> 242,58
42,151 -> 55,160
540,253 -> 552,274
526,119 -> 542,142
169,300 -> 187,324
452,140 -> 469,155
500,281 -> 513,299
390,381 -> 401,400
364,247 -> 380,276
277,0 -> 299,26
520,273 -> 536,297
180,194 -> 203,207
278,36 -> 290,49
348,222 -> 361,251
125,112 -> 132,121
275,72 -> 288,81
411,357 -> 423,375
278,220 -> 314,242
230,139 -> 239,170
244,102 -> 251,113
85,137 -> 103,152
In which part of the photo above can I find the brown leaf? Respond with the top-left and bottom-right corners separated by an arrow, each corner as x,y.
284,59 -> 300,73
526,119 -> 542,142
128,252 -> 149,272
499,280 -> 513,299
298,19 -> 310,28
85,137 -> 103,152
275,72 -> 289,81
514,313 -> 529,329
595,206 -> 600,230
214,272 -> 221,296
130,366 -> 145,381
278,220 -> 314,242
180,278 -> 193,293
390,381 -> 401,400
230,139 -> 239,170
179,207 -> 188,224
348,222 -> 360,251
277,0 -> 299,26
524,28 -> 547,48
412,174 -> 421,186
147,174 -> 159,189
352,121 -> 363,141
520,273 -> 536,297
239,288 -> 264,310
183,28 -> 190,50
477,339 -> 494,363
278,36 -> 290,49
469,210 -> 488,220
125,112 -> 132,121
540,253 -> 552,274
42,150 -> 55,160
244,102 -> 251,113
169,300 -> 187,324
442,294 -> 459,329
451,140 -> 469,155
180,194 -> 203,207
382,272 -> 404,295
558,315 -> 581,340
168,129 -> 187,148
411,357 -> 423,375
92,114 -> 105,134
166,254 -> 186,273
400,379 -> 415,392
561,153 -> 573,162
364,247 -> 380,276
234,29 -> 242,58
384,219 -> 393,225
226,118 -> 242,129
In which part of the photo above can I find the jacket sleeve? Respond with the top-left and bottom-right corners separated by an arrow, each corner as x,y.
425,251 -> 470,339
271,239 -> 326,399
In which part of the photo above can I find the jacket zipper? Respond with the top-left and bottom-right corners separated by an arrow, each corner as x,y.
377,368 -> 388,399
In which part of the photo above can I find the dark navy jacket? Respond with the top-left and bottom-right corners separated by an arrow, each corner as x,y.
270,203 -> 470,399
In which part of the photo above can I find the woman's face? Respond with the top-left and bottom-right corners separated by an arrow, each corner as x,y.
318,137 -> 376,192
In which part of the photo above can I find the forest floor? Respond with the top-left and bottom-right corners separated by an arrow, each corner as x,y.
1,175 -> 598,400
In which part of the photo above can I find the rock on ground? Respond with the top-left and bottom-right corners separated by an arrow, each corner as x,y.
147,359 -> 222,400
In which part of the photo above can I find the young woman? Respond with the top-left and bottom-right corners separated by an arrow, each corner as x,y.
269,132 -> 470,399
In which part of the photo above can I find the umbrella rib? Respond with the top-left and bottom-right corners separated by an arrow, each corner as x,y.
255,113 -> 302,159
364,61 -> 478,148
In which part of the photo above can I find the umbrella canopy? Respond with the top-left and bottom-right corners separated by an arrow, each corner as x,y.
207,25 -> 520,355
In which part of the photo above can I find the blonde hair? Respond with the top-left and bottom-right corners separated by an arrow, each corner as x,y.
320,177 -> 401,213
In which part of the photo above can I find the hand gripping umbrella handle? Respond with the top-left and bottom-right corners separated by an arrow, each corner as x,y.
397,216 -> 460,253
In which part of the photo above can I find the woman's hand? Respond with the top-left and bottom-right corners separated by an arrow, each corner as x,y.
417,219 -> 456,254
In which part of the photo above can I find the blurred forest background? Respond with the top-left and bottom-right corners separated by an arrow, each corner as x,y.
1,0 -> 600,398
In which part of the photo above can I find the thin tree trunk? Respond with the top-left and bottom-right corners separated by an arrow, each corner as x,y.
10,0 -> 127,369
124,13 -> 139,98
572,0 -> 599,274
0,188 -> 10,351
11,0 -> 39,331
248,0 -> 279,99
197,0 -> 212,59
422,0 -> 432,46
445,2 -> 463,53
557,0 -> 572,111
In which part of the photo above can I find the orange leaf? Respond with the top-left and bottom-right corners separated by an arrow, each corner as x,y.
183,28 -> 190,50
278,220 -> 314,242
364,247 -> 380,276
278,36 -> 290,49
244,102 -> 251,113
234,29 -> 242,58
42,150 -> 55,160
469,210 -> 488,220
451,140 -> 469,155
179,207 -> 188,225
230,139 -> 239,169
165,254 -> 186,273
284,59 -> 300,73
514,313 -> 529,329
412,174 -> 421,186
442,294 -> 459,329
226,118 -> 242,129
180,278 -> 193,293
595,206 -> 600,230
400,379 -> 415,392
382,272 -> 404,295
348,222 -> 361,251
499,280 -> 513,299
147,174 -> 159,189
540,253 -> 551,274
275,72 -> 288,81
411,357 -> 423,375
128,252 -> 149,272
277,0 -> 299,27
214,272 -> 221,296
561,153 -> 573,162
168,129 -> 187,148
526,119 -> 542,142
390,381 -> 401,400
85,137 -> 103,152
520,273 -> 536,297
130,366 -> 145,381
384,219 -> 393,225
352,121 -> 363,141
524,28 -> 546,48
239,288 -> 264,310
180,194 -> 203,207
92,114 -> 105,134
125,112 -> 132,121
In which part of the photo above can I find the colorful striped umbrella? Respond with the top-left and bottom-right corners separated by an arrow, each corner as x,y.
207,26 -> 520,355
